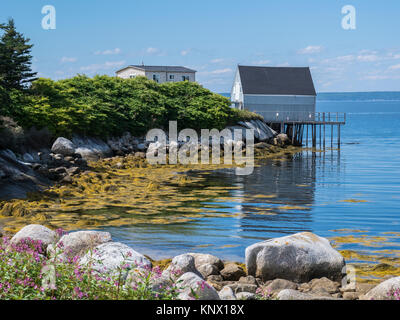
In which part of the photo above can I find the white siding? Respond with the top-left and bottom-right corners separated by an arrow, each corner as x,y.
116,67 -> 195,84
116,67 -> 146,79
243,94 -> 316,121
230,69 -> 244,108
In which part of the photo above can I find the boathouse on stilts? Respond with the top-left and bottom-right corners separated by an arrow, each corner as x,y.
230,65 -> 345,149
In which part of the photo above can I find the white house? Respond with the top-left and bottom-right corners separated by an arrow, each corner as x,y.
116,65 -> 196,84
231,66 -> 316,122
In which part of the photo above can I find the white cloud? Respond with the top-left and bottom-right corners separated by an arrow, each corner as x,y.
80,60 -> 126,73
357,54 -> 380,62
146,47 -> 159,54
297,45 -> 323,54
94,48 -> 121,55
210,68 -> 232,74
389,64 -> 400,70
61,57 -> 77,63
210,58 -> 225,64
181,49 -> 190,56
252,59 -> 271,65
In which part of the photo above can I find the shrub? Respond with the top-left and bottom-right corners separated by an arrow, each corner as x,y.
0,235 -> 181,300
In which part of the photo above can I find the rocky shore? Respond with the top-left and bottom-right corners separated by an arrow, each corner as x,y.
4,224 -> 400,300
0,119 -> 289,201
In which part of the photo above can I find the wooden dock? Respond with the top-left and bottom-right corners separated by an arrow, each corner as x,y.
258,112 -> 346,149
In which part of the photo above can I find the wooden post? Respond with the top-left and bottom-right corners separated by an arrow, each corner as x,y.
306,125 -> 308,147
338,124 -> 341,148
331,124 -> 333,148
292,123 -> 295,145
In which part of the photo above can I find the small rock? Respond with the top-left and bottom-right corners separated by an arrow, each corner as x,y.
236,292 -> 257,300
227,283 -> 258,294
220,263 -> 246,281
343,292 -> 359,300
67,166 -> 81,176
277,289 -> 339,300
238,275 -> 258,286
207,275 -> 223,282
162,254 -> 201,280
198,263 -> 219,278
309,277 -> 340,294
188,253 -> 224,271
219,286 -> 236,300
264,278 -> 298,294
177,272 -> 220,300
64,156 -> 74,162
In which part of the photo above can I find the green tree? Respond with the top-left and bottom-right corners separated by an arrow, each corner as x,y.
0,18 -> 37,90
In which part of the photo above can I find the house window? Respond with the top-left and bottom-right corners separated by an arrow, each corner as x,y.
169,74 -> 175,80
182,75 -> 189,81
152,74 -> 160,83
129,75 -> 136,79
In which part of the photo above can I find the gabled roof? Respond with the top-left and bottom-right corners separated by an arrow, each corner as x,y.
116,65 -> 196,73
238,66 -> 316,96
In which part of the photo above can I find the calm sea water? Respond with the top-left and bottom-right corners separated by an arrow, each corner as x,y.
103,92 -> 400,263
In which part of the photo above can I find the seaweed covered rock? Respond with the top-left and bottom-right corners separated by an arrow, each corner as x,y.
245,232 -> 345,283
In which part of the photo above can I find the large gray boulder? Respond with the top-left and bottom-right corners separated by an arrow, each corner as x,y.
49,230 -> 112,260
11,224 -> 58,251
361,277 -> 400,300
177,272 -> 220,300
72,136 -> 112,161
79,242 -> 151,275
162,254 -> 202,280
51,137 -> 76,156
245,232 -> 345,283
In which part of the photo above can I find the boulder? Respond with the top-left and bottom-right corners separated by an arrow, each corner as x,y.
219,286 -> 236,300
51,137 -> 76,156
72,136 -> 112,161
177,272 -> 220,300
276,133 -> 290,145
162,254 -> 201,280
277,289 -> 340,300
11,224 -> 58,251
188,253 -> 224,271
79,242 -> 151,275
220,263 -> 246,281
51,230 -> 112,260
245,232 -> 345,283
361,277 -> 400,300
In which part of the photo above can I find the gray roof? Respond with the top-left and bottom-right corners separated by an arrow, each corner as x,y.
238,66 -> 316,96
117,65 -> 196,73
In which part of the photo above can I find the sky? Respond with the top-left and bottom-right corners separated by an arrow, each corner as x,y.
0,0 -> 399,93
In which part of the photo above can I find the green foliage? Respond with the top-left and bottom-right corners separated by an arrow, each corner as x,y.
10,75 -> 253,138
0,236 -> 181,300
0,19 -> 37,90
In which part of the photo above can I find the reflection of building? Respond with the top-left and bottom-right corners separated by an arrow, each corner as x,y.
116,65 -> 196,83
205,153 -> 317,235
231,66 -> 316,122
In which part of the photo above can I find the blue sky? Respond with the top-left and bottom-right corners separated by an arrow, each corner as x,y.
1,0 -> 399,93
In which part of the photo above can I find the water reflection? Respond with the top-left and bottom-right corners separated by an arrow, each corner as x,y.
105,151 -> 339,261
